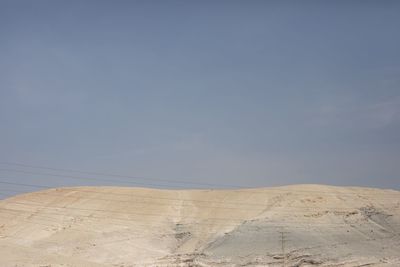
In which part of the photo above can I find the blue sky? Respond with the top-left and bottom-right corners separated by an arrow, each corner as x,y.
0,1 -> 399,192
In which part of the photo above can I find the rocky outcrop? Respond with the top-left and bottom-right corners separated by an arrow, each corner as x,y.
0,185 -> 399,266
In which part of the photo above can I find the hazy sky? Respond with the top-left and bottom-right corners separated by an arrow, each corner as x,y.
0,1 -> 399,193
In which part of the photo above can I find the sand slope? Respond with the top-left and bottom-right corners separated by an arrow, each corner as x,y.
0,184 -> 399,266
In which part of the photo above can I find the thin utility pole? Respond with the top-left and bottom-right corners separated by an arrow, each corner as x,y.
278,230 -> 289,267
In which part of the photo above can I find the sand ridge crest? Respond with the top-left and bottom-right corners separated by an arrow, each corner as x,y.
0,185 -> 399,266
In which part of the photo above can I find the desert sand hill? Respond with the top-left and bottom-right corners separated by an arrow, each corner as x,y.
0,184 -> 399,266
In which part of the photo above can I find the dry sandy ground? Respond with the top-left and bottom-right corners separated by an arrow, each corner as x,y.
0,184 -> 399,266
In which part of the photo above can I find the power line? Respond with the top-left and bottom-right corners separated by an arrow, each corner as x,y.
1,161 -> 399,195
0,180 -> 50,189
0,162 -> 243,188
1,167 -> 399,198
0,168 -> 193,189
0,180 -> 271,208
1,180 -> 399,213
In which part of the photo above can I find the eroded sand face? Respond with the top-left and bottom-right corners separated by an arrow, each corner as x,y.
0,184 -> 399,266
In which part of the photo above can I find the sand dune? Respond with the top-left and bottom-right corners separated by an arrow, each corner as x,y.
0,184 -> 399,266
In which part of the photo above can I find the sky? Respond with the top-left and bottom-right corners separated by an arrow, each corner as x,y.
0,1 -> 399,196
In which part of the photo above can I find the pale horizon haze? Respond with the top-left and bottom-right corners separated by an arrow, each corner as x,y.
0,1 -> 399,195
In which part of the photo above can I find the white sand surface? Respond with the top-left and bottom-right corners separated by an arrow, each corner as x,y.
0,184 -> 399,266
